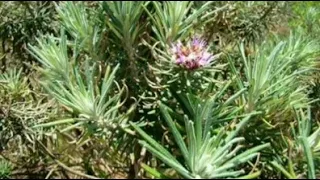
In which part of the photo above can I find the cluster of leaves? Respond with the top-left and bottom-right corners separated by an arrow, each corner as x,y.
1,1 -> 320,179
0,1 -> 57,72
0,159 -> 12,179
195,1 -> 287,50
287,1 -> 320,36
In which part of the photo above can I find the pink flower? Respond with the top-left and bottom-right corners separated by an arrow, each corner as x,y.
191,37 -> 207,50
170,37 -> 215,70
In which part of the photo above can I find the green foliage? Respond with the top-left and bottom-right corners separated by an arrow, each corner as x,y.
225,32 -> 320,179
200,1 -> 287,49
271,107 -> 320,179
228,32 -> 320,130
1,1 -> 320,179
131,90 -> 269,178
0,67 -> 28,98
288,2 -> 320,36
28,30 -> 126,136
102,1 -> 147,61
144,1 -> 213,46
0,159 -> 12,179
0,1 -> 57,72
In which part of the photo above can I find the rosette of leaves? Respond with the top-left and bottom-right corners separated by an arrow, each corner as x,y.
136,37 -> 227,154
129,79 -> 268,178
55,1 -> 105,59
144,36 -> 225,95
102,1 -> 147,62
101,1 -> 152,108
27,2 -> 130,135
140,1 -> 228,92
0,67 -> 31,151
135,36 -> 226,136
228,32 -> 320,141
27,31 -> 126,136
0,159 -> 12,179
143,1 -> 217,47
0,67 -> 29,99
55,2 -> 94,41
137,1 -> 230,112
225,32 -> 320,177
131,97 -> 270,179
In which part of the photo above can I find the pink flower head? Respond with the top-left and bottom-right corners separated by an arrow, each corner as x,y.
191,37 -> 207,51
170,37 -> 215,70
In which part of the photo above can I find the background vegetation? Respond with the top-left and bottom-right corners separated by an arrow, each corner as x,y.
1,1 -> 320,179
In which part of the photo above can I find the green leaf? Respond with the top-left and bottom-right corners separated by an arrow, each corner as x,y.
159,103 -> 189,163
32,118 -> 78,128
